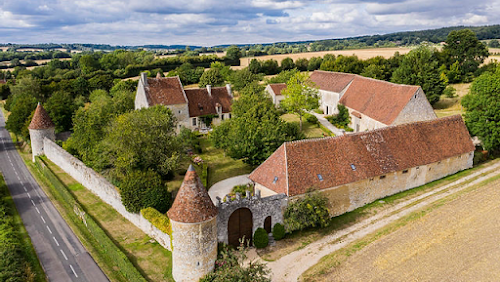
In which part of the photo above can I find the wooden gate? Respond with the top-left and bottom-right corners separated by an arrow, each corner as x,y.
228,208 -> 253,247
264,216 -> 272,233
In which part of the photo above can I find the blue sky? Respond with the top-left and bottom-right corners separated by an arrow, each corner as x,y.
0,0 -> 498,46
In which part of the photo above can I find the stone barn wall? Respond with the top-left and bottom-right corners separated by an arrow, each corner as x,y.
43,138 -> 172,250
215,191 -> 288,244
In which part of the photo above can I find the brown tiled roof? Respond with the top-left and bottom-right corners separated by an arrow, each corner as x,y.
28,103 -> 55,130
145,76 -> 187,106
249,115 -> 474,197
167,165 -> 218,223
310,70 -> 356,93
269,83 -> 287,96
339,76 -> 419,125
185,87 -> 232,117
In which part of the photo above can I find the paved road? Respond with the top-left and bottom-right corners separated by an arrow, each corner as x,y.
0,111 -> 108,282
208,174 -> 252,204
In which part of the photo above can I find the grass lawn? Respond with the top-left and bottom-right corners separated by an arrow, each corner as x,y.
433,83 -> 470,118
281,113 -> 331,138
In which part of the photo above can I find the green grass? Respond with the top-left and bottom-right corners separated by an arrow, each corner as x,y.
0,173 -> 47,282
281,113 -> 332,138
301,170 -> 500,281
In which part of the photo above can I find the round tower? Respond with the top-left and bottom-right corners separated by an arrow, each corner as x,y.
28,103 -> 55,162
167,165 -> 218,282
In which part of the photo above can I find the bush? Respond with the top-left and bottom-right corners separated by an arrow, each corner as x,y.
443,86 -> 457,98
230,183 -> 254,198
313,108 -> 323,114
284,191 -> 330,233
304,113 -> 318,125
120,170 -> 172,213
272,223 -> 285,240
325,104 -> 350,128
140,207 -> 171,235
253,228 -> 269,249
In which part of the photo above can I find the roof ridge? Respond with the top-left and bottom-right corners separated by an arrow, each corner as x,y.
353,75 -> 420,89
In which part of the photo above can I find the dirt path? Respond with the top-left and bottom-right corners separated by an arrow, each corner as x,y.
266,161 -> 500,281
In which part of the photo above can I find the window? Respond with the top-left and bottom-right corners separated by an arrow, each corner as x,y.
273,176 -> 278,184
317,174 -> 323,181
380,175 -> 386,179
192,118 -> 197,126
402,169 -> 408,174
178,110 -> 181,114
416,166 -> 420,170
221,114 -> 224,120
229,113 -> 232,119
350,164 -> 356,171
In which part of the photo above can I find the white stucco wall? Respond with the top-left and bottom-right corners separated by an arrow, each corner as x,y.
347,107 -> 387,132
319,90 -> 340,115
134,78 -> 149,110
43,138 -> 172,250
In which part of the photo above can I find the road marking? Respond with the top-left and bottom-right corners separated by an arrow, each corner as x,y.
23,186 -> 27,192
17,175 -> 20,181
60,249 -> 68,261
53,237 -> 60,246
26,192 -> 31,198
69,265 -> 78,278
41,216 -> 46,223
46,226 -> 52,234
35,207 -> 40,214
14,170 -> 18,176
31,199 -> 36,206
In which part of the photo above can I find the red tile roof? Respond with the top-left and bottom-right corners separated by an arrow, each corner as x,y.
184,87 -> 232,117
269,83 -> 287,96
167,165 -> 218,223
249,115 -> 474,196
145,76 -> 187,106
310,70 -> 356,93
339,76 -> 420,125
28,103 -> 55,130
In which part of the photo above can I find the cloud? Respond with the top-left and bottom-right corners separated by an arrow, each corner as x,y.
0,0 -> 499,46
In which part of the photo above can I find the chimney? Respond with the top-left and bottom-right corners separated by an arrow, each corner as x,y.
206,85 -> 212,97
226,84 -> 232,98
141,72 -> 148,86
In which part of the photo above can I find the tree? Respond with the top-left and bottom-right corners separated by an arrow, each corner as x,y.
248,59 -> 262,74
79,55 -> 100,74
283,191 -> 330,233
307,57 -> 322,71
391,46 -> 446,105
267,69 -> 299,84
295,58 -> 309,71
119,170 -> 171,213
5,93 -> 37,139
280,57 -> 295,71
462,70 -> 500,153
199,68 -> 225,87
489,39 -> 500,48
443,29 -> 489,79
361,64 -> 385,80
44,91 -> 76,132
103,106 -> 181,179
9,75 -> 43,102
261,59 -> 280,75
225,45 -> 242,61
281,72 -> 319,130
210,82 -> 304,166
229,68 -> 261,91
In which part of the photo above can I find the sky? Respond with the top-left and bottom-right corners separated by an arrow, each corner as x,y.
0,0 -> 499,46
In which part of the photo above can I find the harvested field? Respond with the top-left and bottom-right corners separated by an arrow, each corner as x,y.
238,47 -> 414,68
305,174 -> 500,282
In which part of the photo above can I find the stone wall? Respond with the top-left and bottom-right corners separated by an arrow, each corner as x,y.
171,217 -> 217,282
29,128 -> 55,161
43,138 -> 172,250
347,106 -> 387,132
392,88 -> 437,125
215,191 -> 288,244
308,152 -> 473,217
319,89 -> 340,115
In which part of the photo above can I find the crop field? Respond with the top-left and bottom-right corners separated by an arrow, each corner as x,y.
304,174 -> 500,282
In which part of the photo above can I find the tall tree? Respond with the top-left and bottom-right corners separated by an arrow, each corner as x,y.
225,45 -> 242,61
5,93 -> 36,140
198,68 -> 225,87
44,91 -> 76,133
462,70 -> 500,153
281,72 -> 319,130
391,46 -> 446,105
443,29 -> 489,80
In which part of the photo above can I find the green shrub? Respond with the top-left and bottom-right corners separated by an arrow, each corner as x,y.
120,170 -> 172,213
140,207 -> 171,235
325,104 -> 350,128
443,86 -> 457,98
230,183 -> 254,198
253,228 -> 269,249
284,191 -> 330,233
272,223 -> 285,240
313,109 -> 323,114
304,113 -> 318,125
201,163 -> 209,188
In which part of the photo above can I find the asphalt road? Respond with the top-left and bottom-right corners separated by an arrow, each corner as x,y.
0,111 -> 108,282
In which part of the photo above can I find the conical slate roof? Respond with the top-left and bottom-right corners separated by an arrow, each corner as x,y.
167,165 -> 218,223
28,103 -> 54,130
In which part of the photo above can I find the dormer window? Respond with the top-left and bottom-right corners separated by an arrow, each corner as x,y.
317,174 -> 323,181
273,176 -> 278,184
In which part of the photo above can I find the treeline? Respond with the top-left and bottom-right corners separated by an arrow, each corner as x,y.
0,50 -> 71,64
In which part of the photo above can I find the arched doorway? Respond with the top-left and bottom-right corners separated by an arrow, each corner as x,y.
264,216 -> 272,233
228,208 -> 253,247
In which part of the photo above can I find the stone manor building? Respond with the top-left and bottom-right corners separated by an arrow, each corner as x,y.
135,72 -> 233,131
266,70 -> 437,132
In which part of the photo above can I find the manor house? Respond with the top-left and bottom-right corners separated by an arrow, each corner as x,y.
249,115 -> 474,217
266,70 -> 437,132
135,72 -> 233,130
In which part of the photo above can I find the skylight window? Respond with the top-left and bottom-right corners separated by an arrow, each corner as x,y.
273,176 -> 278,184
350,164 -> 356,171
317,174 -> 323,181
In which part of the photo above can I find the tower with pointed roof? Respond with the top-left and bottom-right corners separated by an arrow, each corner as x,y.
167,165 -> 218,281
28,103 -> 55,162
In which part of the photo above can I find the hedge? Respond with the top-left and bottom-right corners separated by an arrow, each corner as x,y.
272,223 -> 285,241
253,228 -> 269,249
34,157 -> 146,282
141,207 -> 171,235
